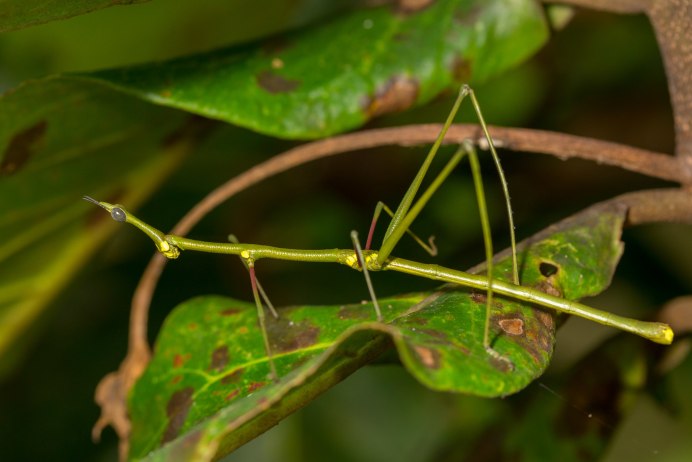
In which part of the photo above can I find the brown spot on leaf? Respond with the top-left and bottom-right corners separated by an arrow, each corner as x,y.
534,279 -> 562,298
220,307 -> 242,316
208,346 -> 229,372
247,381 -> 265,393
221,369 -> 244,385
451,56 -> 472,83
470,292 -> 503,308
396,0 -> 436,14
405,315 -> 429,326
238,326 -> 249,335
268,316 -> 320,354
535,310 -> 554,330
498,318 -> 525,336
1,120 -> 47,176
173,353 -> 191,368
488,354 -> 514,373
161,387 -> 194,444
338,304 -> 372,320
225,390 -> 240,401
417,328 -> 450,343
188,322 -> 198,330
365,76 -> 419,118
471,292 -> 486,304
414,345 -> 441,369
256,70 -> 300,94
171,375 -> 183,385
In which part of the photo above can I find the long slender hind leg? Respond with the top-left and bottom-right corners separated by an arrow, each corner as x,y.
465,140 -> 514,371
351,230 -> 383,321
246,262 -> 278,380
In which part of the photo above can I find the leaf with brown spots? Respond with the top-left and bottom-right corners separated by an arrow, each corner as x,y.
129,206 -> 628,460
0,0 -> 547,374
0,78 -> 205,375
85,0 -> 548,139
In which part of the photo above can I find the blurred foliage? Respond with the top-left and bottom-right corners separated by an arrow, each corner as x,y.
0,2 -> 690,462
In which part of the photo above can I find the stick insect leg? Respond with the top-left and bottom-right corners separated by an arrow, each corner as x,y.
247,263 -> 278,380
365,202 -> 437,256
229,234 -> 278,318
466,141 -> 514,370
376,85 -> 471,266
351,230 -> 383,322
465,86 -> 519,285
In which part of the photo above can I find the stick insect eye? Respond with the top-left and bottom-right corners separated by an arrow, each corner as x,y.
111,207 -> 127,222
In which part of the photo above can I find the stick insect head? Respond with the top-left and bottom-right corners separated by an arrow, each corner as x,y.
82,196 -> 180,259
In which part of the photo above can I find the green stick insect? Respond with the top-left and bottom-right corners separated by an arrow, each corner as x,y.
84,85 -> 673,379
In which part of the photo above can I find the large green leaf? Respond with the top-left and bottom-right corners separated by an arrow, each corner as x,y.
0,0 -> 547,373
81,0 -> 549,139
0,78 -> 211,374
128,205 -> 626,461
0,0 -> 149,33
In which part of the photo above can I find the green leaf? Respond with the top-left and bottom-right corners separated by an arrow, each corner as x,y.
0,0 -> 548,374
0,0 -> 149,33
0,77 -> 212,374
80,0 -> 548,139
128,205 -> 626,461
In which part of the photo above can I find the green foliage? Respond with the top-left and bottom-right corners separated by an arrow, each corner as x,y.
129,207 -> 625,460
0,0 -> 547,371
0,79 -> 194,373
83,0 -> 547,138
0,0 -> 148,33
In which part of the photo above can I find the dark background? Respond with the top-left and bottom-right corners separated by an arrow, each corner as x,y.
1,2 -> 690,461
